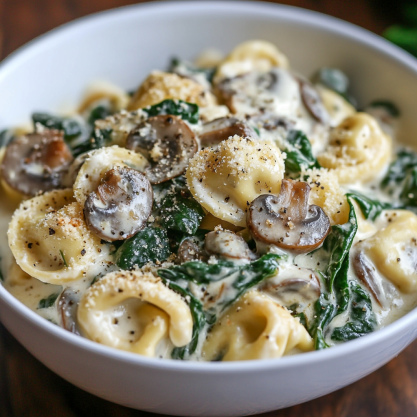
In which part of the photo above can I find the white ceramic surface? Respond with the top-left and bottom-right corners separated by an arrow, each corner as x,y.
1,2 -> 417,416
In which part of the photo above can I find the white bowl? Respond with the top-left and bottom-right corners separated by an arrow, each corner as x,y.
2,2 -> 417,416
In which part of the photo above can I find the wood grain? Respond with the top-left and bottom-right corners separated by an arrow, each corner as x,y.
0,1 -> 414,416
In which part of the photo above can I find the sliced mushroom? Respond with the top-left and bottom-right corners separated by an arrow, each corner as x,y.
205,230 -> 256,261
126,115 -> 197,184
1,130 -> 73,196
199,117 -> 255,147
247,179 -> 331,253
177,237 -> 207,263
262,268 -> 321,305
297,78 -> 329,124
249,113 -> 296,132
58,288 -> 81,335
353,250 -> 398,308
84,167 -> 153,241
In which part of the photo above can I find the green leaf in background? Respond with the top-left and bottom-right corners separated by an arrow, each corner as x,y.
382,148 -> 417,188
88,104 -> 112,126
368,100 -> 401,117
384,25 -> 417,57
331,281 -> 376,341
143,99 -> 199,124
169,57 -> 216,84
312,67 -> 357,107
399,166 -> 417,207
0,129 -> 14,148
38,292 -> 60,309
32,112 -> 83,141
115,227 -> 171,270
284,130 -> 321,174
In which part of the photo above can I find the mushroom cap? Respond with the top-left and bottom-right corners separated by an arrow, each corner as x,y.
199,117 -> 256,148
1,130 -> 73,196
248,179 -> 331,253
84,167 -> 153,241
297,77 -> 329,124
58,288 -> 81,335
126,115 -> 197,184
205,230 -> 256,260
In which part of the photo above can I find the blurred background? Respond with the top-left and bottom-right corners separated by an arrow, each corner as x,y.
2,1 -> 417,416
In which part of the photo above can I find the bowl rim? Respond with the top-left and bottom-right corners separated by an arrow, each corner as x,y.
1,0 -> 417,373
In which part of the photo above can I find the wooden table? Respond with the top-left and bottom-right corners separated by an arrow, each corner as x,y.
0,1 -> 415,416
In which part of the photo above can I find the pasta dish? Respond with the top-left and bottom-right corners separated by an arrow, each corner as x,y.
0,40 -> 415,361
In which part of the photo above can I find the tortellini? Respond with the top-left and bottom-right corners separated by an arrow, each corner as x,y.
317,113 -> 392,184
304,167 -> 350,225
128,70 -> 216,110
8,189 -> 110,284
77,271 -> 193,356
317,85 -> 356,127
73,146 -> 149,206
202,291 -> 313,361
186,135 -> 285,226
215,40 -> 289,81
77,80 -> 130,114
363,211 -> 417,293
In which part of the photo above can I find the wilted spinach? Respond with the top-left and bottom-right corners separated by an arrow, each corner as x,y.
32,112 -> 83,141
284,130 -> 321,174
346,191 -> 392,221
143,99 -> 199,124
38,292 -> 61,309
169,58 -> 216,84
115,227 -> 171,270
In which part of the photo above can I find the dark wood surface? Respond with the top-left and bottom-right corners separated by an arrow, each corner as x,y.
0,1 -> 415,416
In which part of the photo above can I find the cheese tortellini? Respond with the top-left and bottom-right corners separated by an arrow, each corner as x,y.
128,70 -> 216,111
363,211 -> 417,293
202,291 -> 313,361
215,40 -> 289,81
73,146 -> 149,206
77,271 -> 193,356
186,135 -> 285,226
304,167 -> 350,225
318,113 -> 392,184
8,189 -> 110,284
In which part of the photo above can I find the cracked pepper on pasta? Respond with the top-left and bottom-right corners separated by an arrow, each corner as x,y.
1,40 -> 416,361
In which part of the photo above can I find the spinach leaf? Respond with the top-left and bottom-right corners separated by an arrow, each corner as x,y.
143,99 -> 199,124
115,227 -> 171,270
158,254 -> 282,359
169,58 -> 216,84
368,100 -> 400,117
381,148 -> 417,188
399,166 -> 417,207
159,192 -> 205,235
284,130 -> 321,174
158,254 -> 283,310
32,112 -> 82,141
321,199 -> 358,291
88,104 -> 112,126
309,293 -> 337,350
331,281 -> 376,341
0,129 -> 14,148
312,67 -> 357,107
346,191 -> 391,221
71,127 -> 113,157
38,292 -> 61,309
162,279 -> 206,359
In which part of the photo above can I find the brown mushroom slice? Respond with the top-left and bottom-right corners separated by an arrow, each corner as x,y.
84,167 -> 153,241
298,78 -> 329,124
177,237 -> 207,263
1,130 -> 74,196
205,230 -> 256,261
352,250 -> 398,307
199,117 -> 255,147
248,179 -> 331,253
125,115 -> 197,184
249,113 -> 296,132
58,288 -> 81,335
262,271 -> 321,305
